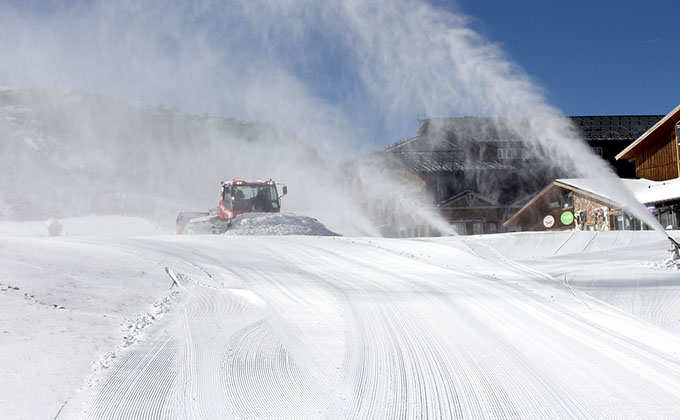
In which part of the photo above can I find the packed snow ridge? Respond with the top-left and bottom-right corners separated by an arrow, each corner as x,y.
225,213 -> 340,236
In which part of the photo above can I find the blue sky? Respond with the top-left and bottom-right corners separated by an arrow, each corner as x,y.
1,0 -> 678,148
456,0 -> 680,117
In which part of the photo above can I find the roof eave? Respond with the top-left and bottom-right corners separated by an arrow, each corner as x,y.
503,181 -> 558,227
616,104 -> 680,161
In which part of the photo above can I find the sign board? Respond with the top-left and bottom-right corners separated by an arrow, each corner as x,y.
647,204 -> 656,213
543,215 -> 555,228
560,211 -> 574,226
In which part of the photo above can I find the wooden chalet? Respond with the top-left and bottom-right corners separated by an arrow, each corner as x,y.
616,105 -> 680,181
505,177 -> 680,232
504,179 -> 623,232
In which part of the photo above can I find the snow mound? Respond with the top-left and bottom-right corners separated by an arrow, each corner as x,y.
225,213 -> 339,236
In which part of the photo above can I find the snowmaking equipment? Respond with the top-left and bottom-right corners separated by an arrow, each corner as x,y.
668,235 -> 680,262
176,178 -> 288,234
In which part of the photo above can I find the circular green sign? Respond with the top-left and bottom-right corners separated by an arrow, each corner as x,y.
560,211 -> 574,225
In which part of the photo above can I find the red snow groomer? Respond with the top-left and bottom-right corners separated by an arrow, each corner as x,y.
176,178 -> 288,234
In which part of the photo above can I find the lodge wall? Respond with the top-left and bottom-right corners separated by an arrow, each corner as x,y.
572,193 -> 616,231
506,186 -> 624,232
508,187 -> 570,232
633,127 -> 679,181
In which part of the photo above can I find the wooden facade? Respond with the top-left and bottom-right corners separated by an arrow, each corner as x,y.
629,126 -> 678,180
504,180 -> 626,232
617,105 -> 680,181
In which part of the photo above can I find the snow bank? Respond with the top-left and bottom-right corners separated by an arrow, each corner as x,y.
4,230 -> 680,419
474,230 -> 670,260
225,213 -> 339,236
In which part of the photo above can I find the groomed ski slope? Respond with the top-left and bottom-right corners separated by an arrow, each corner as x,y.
2,218 -> 680,419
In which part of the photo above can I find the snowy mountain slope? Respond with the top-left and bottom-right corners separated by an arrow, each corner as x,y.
0,88 -> 323,225
0,87 -> 383,236
0,215 -> 169,237
2,219 -> 680,419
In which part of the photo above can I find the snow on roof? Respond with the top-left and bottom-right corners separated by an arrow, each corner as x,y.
557,177 -> 680,205
620,178 -> 680,204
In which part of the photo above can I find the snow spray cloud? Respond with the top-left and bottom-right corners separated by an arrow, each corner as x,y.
0,0 -> 661,235
335,0 -> 664,233
0,0 -> 452,235
0,1 -> 379,234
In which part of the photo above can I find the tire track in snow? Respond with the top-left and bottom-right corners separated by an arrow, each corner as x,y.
58,236 -> 680,419
298,241 -> 502,418
220,259 -> 344,419
222,319 -> 327,419
82,331 -> 177,420
267,240 -> 469,419
64,249 -> 270,419
167,268 -> 268,420
277,239 -> 531,419
377,237 -> 680,419
331,262 -> 517,420
437,239 -> 680,417
286,238 -> 680,419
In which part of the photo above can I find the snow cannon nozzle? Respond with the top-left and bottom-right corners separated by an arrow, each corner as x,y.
668,235 -> 680,248
668,236 -> 680,261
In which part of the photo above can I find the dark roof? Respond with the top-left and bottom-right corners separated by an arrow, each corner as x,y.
385,115 -> 663,173
385,150 -> 513,173
414,117 -> 523,141
569,115 -> 664,141
384,117 -> 523,172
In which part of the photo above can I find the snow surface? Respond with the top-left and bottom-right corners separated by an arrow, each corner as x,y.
2,216 -> 680,419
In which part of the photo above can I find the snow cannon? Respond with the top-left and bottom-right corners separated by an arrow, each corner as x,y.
668,236 -> 680,261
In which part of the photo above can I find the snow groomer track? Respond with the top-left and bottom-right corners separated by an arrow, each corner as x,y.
21,231 -> 680,419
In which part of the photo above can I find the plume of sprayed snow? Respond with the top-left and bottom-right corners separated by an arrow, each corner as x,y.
0,0 -> 454,236
338,0 -> 665,233
0,0 -> 664,236
349,155 -> 457,236
525,116 -> 664,231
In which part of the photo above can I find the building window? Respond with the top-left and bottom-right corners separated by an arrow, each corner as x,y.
497,148 -> 535,160
472,223 -> 483,235
592,147 -> 603,156
563,191 -> 573,208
